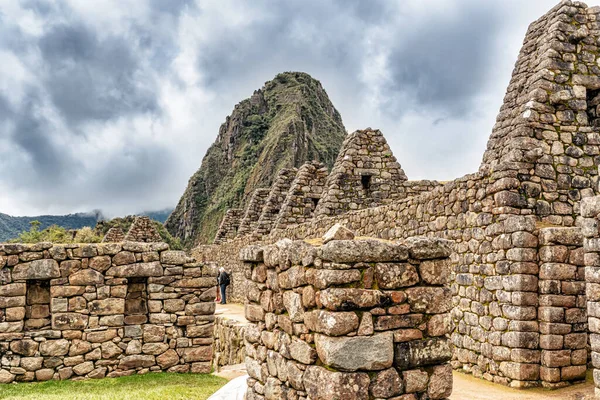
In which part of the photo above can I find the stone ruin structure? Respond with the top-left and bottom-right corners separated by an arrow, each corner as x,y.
102,227 -> 125,243
314,128 -> 408,217
198,1 -> 600,394
273,161 -> 328,230
123,216 -> 162,243
0,241 -> 216,383
241,236 -> 454,400
214,209 -> 243,244
238,188 -> 272,238
254,168 -> 299,238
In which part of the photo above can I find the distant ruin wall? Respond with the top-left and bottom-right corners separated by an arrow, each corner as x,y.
0,242 -> 216,383
241,237 -> 454,400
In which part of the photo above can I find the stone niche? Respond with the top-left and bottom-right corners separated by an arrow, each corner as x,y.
241,235 -> 454,400
0,241 -> 216,383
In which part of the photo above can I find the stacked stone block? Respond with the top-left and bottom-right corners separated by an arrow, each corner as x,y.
581,196 -> 600,395
314,128 -> 408,217
254,168 -> 298,238
213,209 -> 243,244
213,316 -> 246,370
273,161 -> 329,231
102,227 -> 125,243
238,189 -> 271,237
241,234 -> 454,400
124,216 -> 162,243
536,227 -> 587,387
0,242 -> 216,383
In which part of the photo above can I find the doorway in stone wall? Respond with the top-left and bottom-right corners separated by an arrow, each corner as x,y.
124,277 -> 148,325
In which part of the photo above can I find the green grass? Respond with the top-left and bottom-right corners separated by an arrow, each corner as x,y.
0,373 -> 228,400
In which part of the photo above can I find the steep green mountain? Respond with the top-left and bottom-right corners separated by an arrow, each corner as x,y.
0,212 -> 99,242
165,72 -> 347,246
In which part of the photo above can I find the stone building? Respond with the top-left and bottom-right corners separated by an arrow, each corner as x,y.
213,209 -> 243,244
124,217 -> 162,243
314,128 -> 408,217
102,227 -> 125,243
273,161 -> 329,231
0,242 -> 216,383
237,188 -> 271,237
254,168 -> 298,238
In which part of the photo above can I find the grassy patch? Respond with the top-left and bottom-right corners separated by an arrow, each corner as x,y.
0,373 -> 228,400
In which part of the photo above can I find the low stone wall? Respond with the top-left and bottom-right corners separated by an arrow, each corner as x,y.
213,316 -> 247,370
0,242 -> 216,383
241,236 -> 454,400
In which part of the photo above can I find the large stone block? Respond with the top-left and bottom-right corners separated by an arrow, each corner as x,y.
315,332 -> 393,371
52,313 -> 89,330
107,261 -> 163,277
303,365 -> 369,400
12,259 -> 60,280
305,310 -> 359,336
319,288 -> 390,311
394,337 -> 452,370
375,263 -> 419,289
69,269 -> 104,286
88,298 -> 125,315
320,239 -> 409,263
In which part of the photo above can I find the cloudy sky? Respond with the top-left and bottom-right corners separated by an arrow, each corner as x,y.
0,0 -> 561,217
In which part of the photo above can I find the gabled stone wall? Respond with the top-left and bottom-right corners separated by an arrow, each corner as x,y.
241,236 -> 454,400
314,128 -> 408,217
273,161 -> 329,231
214,209 -> 243,244
124,216 -> 162,243
0,242 -> 216,383
102,227 -> 125,243
238,188 -> 271,237
254,168 -> 298,238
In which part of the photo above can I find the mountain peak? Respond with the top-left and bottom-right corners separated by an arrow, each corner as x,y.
165,72 -> 347,246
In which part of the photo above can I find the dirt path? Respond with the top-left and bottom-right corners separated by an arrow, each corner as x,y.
451,372 -> 594,400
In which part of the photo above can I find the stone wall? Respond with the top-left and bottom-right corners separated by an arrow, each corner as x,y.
580,196 -> 600,393
213,316 -> 247,370
103,227 -> 125,243
214,209 -> 243,245
238,189 -> 271,237
124,216 -> 162,243
240,235 -> 454,400
255,168 -> 298,238
0,242 -> 216,383
273,161 -> 328,231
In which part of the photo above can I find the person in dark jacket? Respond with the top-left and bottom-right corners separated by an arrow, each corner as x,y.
217,267 -> 230,304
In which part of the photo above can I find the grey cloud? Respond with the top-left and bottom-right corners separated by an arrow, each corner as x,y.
38,23 -> 160,125
10,90 -> 78,186
383,1 -> 506,119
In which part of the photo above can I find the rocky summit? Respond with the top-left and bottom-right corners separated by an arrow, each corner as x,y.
165,72 -> 347,246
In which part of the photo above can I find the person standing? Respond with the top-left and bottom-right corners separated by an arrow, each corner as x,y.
217,267 -> 230,304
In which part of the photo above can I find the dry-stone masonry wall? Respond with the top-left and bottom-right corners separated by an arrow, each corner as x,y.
238,189 -> 271,237
102,227 -> 125,243
124,216 -> 162,243
273,161 -> 328,231
241,235 -> 454,400
213,315 -> 246,370
580,196 -> 600,395
255,168 -> 298,238
214,209 -> 244,245
0,242 -> 216,383
314,128 -> 408,218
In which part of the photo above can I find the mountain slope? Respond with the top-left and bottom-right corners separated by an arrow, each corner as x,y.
165,72 -> 347,246
0,212 -> 99,242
